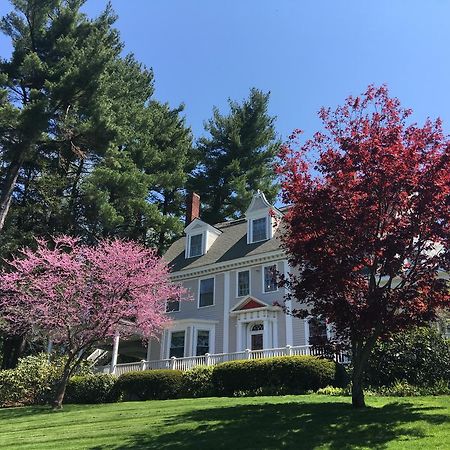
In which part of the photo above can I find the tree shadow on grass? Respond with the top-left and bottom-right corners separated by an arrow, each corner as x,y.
94,400 -> 448,450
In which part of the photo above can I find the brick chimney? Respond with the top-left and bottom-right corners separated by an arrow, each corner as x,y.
185,192 -> 200,226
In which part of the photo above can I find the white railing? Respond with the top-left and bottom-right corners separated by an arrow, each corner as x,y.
97,345 -> 351,376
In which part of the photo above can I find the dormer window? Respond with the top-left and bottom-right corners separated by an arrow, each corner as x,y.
189,233 -> 203,258
184,218 -> 222,259
252,217 -> 268,242
245,191 -> 282,245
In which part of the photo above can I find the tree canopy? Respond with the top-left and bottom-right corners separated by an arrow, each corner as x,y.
0,235 -> 184,408
277,85 -> 450,407
190,88 -> 279,224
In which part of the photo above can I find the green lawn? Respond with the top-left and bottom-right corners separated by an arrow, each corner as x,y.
0,395 -> 449,450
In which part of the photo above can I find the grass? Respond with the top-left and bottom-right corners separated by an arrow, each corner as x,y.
0,395 -> 449,449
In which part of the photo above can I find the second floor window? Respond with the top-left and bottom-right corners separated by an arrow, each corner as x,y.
237,270 -> 250,297
199,277 -> 214,307
189,233 -> 203,257
166,299 -> 180,313
263,264 -> 278,292
252,217 -> 267,242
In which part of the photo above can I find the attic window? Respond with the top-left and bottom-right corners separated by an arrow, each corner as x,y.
189,233 -> 203,258
252,217 -> 267,242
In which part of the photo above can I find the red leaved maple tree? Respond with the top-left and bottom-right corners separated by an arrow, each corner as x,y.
0,236 -> 184,409
277,85 -> 450,407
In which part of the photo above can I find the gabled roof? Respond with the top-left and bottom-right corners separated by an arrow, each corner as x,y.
230,296 -> 270,312
184,217 -> 222,235
164,218 -> 286,273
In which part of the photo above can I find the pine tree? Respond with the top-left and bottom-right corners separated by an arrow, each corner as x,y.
190,88 -> 280,224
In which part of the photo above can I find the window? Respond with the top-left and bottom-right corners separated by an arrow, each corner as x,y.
169,331 -> 185,358
263,265 -> 278,292
252,217 -> 267,242
309,318 -> 328,345
196,330 -> 210,355
166,299 -> 180,313
189,233 -> 203,257
237,270 -> 250,297
199,277 -> 214,307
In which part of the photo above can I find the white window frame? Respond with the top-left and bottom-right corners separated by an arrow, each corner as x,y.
236,269 -> 251,297
198,276 -> 215,308
262,263 -> 279,293
193,324 -> 216,356
250,216 -> 268,243
188,232 -> 204,258
167,329 -> 187,359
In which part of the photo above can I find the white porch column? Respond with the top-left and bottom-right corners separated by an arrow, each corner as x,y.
304,318 -> 310,345
283,260 -> 294,346
263,318 -> 270,349
223,271 -> 230,353
237,320 -> 244,352
110,332 -> 120,374
272,318 -> 279,348
146,337 -> 152,362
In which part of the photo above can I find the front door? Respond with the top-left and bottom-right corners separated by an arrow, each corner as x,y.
251,333 -> 263,350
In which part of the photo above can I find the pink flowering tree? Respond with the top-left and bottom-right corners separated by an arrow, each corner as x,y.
0,236 -> 183,409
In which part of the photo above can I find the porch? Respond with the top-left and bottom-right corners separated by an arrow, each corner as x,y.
96,344 -> 350,376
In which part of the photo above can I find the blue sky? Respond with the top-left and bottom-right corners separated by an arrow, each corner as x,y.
1,0 -> 450,142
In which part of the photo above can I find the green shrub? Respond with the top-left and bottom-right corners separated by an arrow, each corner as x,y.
374,380 -> 450,397
316,385 -> 351,396
211,356 -> 347,396
65,374 -> 119,404
366,326 -> 450,387
0,353 -> 64,407
181,366 -> 214,398
116,370 -> 183,400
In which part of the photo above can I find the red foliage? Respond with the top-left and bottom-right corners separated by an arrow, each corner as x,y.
277,85 -> 449,406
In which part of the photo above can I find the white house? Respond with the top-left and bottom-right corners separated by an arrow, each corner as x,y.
96,191 -> 331,374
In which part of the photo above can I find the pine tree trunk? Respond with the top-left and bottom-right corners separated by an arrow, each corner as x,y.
0,157 -> 23,232
1,334 -> 27,369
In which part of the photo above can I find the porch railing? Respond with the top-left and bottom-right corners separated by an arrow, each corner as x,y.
96,345 -> 351,376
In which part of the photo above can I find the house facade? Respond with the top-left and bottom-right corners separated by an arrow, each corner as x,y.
144,191 -> 325,363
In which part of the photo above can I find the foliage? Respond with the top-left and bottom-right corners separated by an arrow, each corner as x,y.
277,84 -> 450,407
65,374 -> 120,404
116,369 -> 183,400
189,88 -> 279,224
366,326 -> 450,387
316,385 -> 351,396
181,366 -> 215,398
211,356 -> 346,396
0,236 -> 184,408
0,352 -> 90,407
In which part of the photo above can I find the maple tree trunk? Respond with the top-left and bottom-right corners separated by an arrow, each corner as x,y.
350,336 -> 378,408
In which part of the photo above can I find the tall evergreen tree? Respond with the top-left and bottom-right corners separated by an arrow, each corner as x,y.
190,88 -> 280,224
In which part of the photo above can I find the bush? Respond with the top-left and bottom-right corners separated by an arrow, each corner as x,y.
211,356 -> 347,396
65,374 -> 119,404
366,326 -> 450,387
181,366 -> 214,398
316,385 -> 351,396
116,369 -> 183,400
374,380 -> 450,397
0,353 -> 64,407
